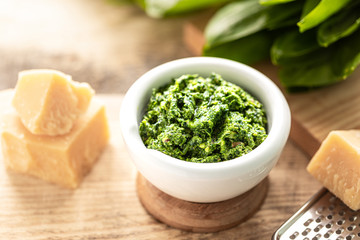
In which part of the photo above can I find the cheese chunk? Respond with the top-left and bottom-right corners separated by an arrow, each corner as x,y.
12,69 -> 94,136
307,130 -> 360,210
1,100 -> 109,188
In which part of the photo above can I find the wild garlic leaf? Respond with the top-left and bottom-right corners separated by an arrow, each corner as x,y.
265,1 -> 303,29
317,3 -> 360,47
205,0 -> 266,47
271,29 -> 319,65
259,0 -> 295,6
300,0 -> 320,19
280,29 -> 360,91
332,29 -> 360,78
137,0 -> 228,18
204,0 -> 302,47
279,51 -> 336,91
203,31 -> 273,64
297,0 -> 352,32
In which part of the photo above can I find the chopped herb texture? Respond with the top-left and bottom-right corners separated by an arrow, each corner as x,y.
139,73 -> 268,163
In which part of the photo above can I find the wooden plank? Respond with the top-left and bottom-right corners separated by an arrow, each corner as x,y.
286,67 -> 360,150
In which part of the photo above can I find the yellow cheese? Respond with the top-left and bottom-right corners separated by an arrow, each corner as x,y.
12,69 -> 94,136
1,100 -> 109,188
307,130 -> 360,210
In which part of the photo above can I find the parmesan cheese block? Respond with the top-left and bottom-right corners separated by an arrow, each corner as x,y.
12,69 -> 94,136
1,100 -> 109,188
307,130 -> 360,210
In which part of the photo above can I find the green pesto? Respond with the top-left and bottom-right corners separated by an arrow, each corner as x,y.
139,73 -> 268,163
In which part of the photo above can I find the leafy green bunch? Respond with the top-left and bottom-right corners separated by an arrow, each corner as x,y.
134,0 -> 360,92
204,0 -> 360,91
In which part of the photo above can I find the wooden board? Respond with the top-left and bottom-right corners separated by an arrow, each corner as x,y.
0,89 -> 322,239
183,18 -> 360,157
137,174 -> 268,233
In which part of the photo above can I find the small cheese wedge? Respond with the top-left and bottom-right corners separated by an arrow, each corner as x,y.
12,69 -> 94,136
1,100 -> 109,188
307,130 -> 360,210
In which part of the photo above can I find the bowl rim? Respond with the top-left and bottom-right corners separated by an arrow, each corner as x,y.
120,57 -> 291,175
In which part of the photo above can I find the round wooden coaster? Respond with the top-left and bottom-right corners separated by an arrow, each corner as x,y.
136,173 -> 269,233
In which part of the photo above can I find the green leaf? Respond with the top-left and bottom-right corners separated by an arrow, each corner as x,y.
332,29 -> 360,78
297,0 -> 352,32
266,2 -> 303,30
205,0 -> 266,47
107,0 -> 134,5
271,29 -> 319,65
259,0 -> 295,6
137,0 -> 229,18
279,51 -> 337,91
204,0 -> 303,47
300,0 -> 320,19
317,3 -> 360,47
203,31 -> 273,64
279,29 -> 360,91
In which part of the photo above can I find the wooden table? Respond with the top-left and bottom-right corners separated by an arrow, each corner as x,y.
0,93 -> 321,240
0,1 -> 323,239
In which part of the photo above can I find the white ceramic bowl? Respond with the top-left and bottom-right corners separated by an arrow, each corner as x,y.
120,57 -> 291,203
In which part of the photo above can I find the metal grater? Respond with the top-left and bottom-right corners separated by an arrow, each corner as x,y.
272,188 -> 360,240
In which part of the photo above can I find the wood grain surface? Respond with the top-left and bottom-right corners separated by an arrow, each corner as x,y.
0,90 -> 321,240
286,67 -> 360,156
